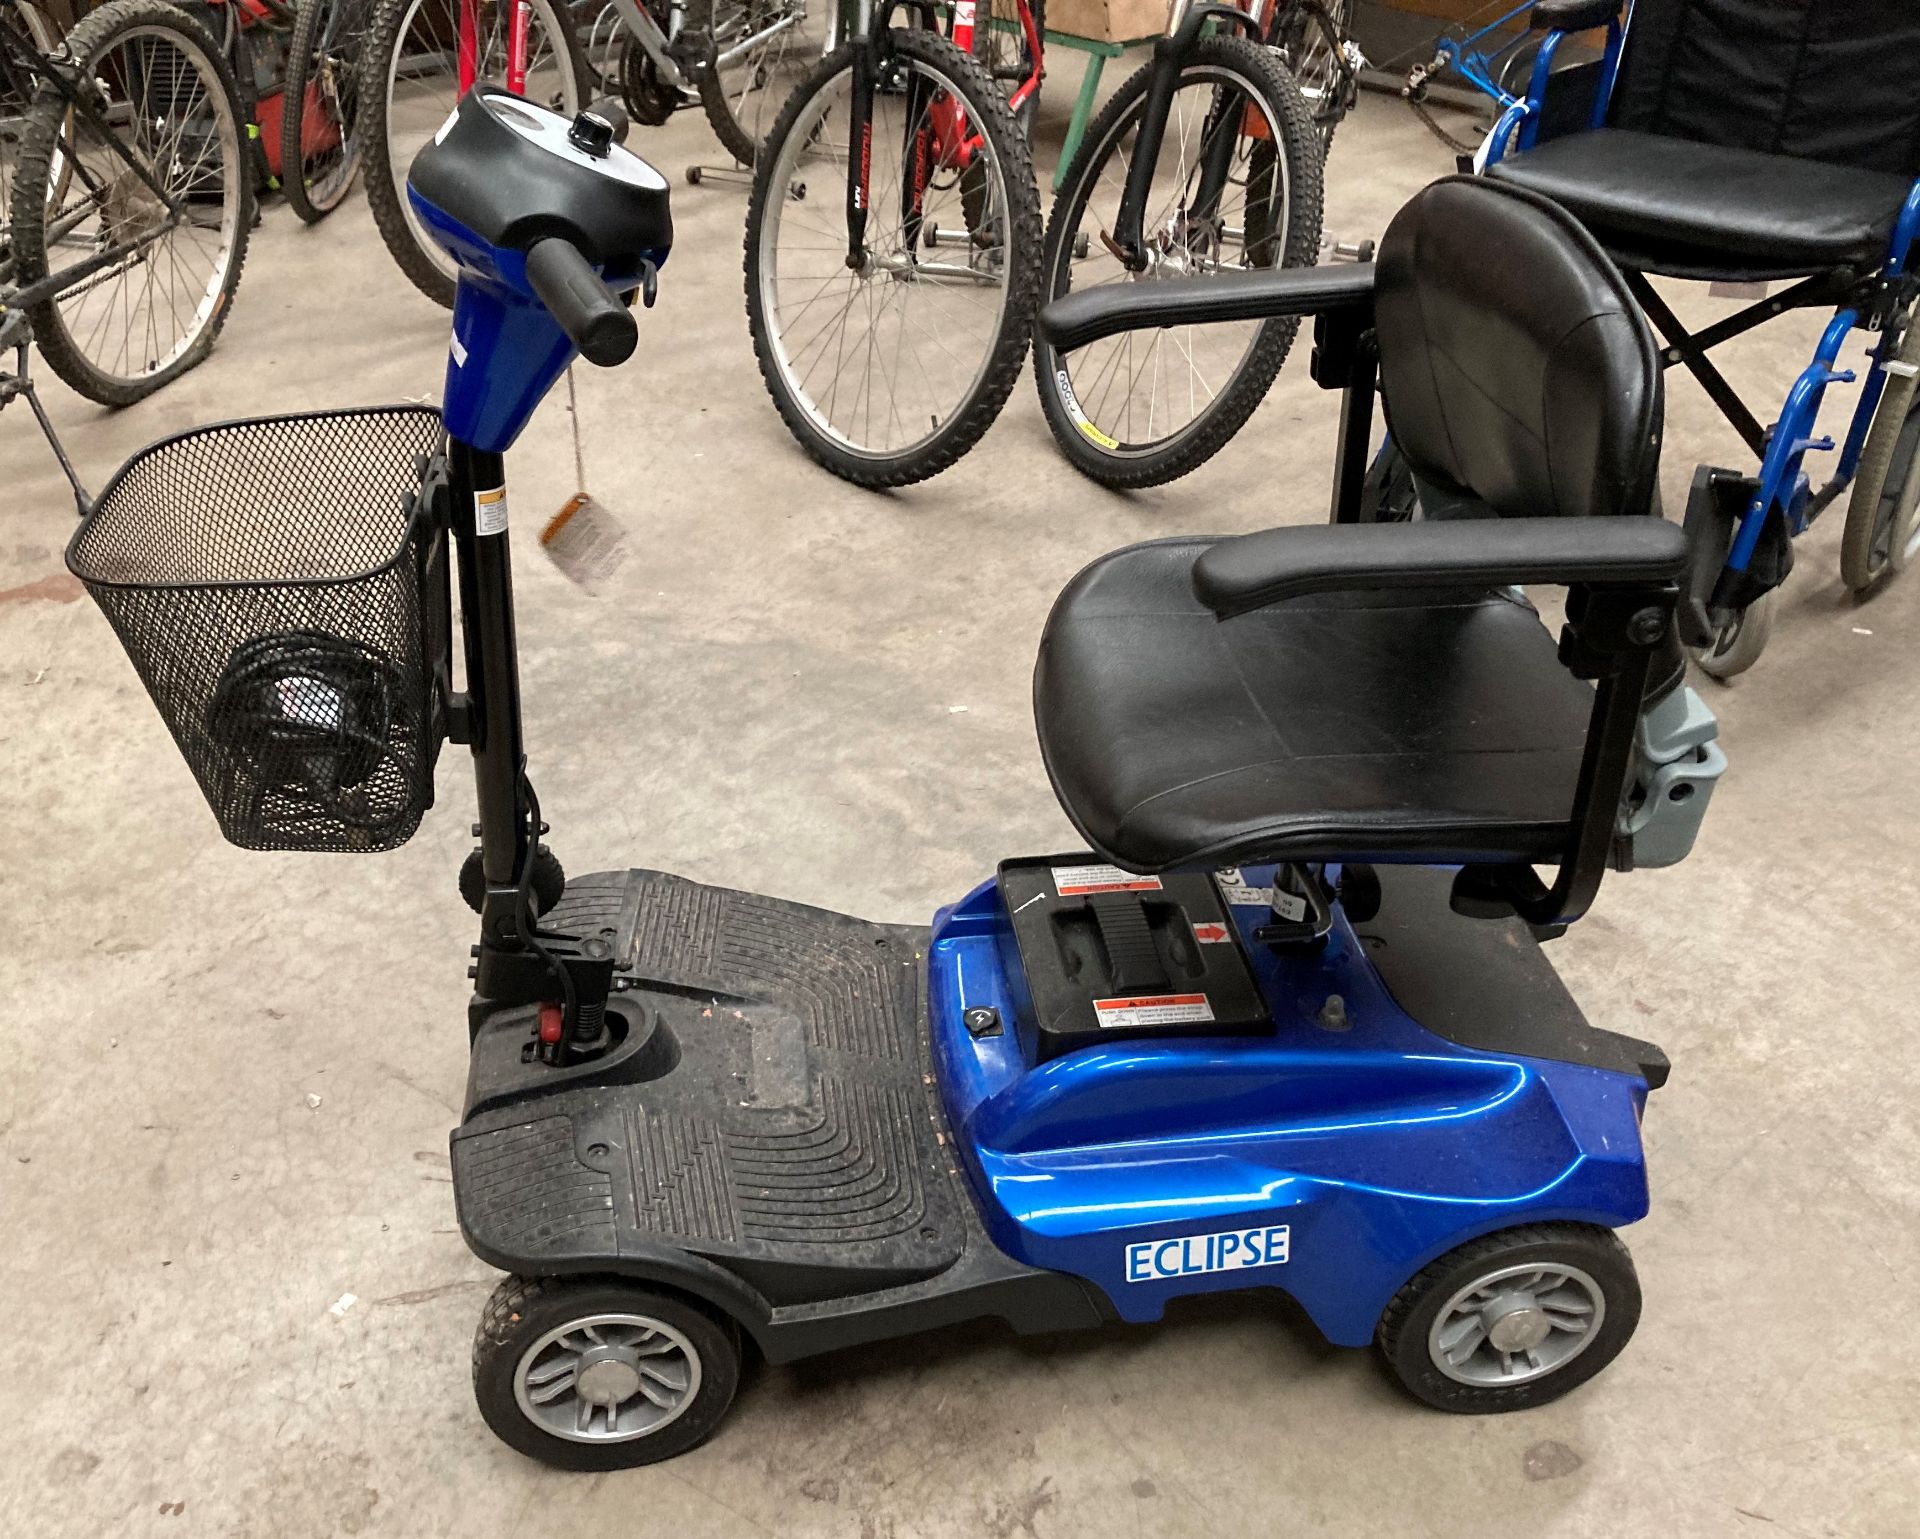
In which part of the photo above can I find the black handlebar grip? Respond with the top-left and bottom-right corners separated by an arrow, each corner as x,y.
524,238 -> 637,367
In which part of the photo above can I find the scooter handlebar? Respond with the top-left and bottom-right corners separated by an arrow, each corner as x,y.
524,238 -> 637,367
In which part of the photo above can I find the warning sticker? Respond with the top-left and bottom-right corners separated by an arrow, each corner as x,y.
1052,863 -> 1162,897
1095,994 -> 1214,1028
475,485 -> 508,536
1215,868 -> 1273,907
1191,921 -> 1233,944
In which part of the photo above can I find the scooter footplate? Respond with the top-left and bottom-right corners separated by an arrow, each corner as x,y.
452,870 -> 969,1303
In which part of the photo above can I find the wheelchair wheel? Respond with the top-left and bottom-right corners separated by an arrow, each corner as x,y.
1689,587 -> 1775,681
1841,321 -> 1920,592
1376,1222 -> 1641,1413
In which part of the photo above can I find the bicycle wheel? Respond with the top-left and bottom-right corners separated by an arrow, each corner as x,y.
359,0 -> 586,306
1841,317 -> 1920,591
1272,0 -> 1353,161
744,28 -> 1043,488
1032,32 -> 1321,488
690,0 -> 827,166
283,0 -> 371,222
1,3 -> 68,267
12,0 -> 250,405
972,0 -> 1041,136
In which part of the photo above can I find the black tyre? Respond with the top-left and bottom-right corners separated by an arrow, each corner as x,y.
1032,33 -> 1322,488
358,0 -> 587,307
689,0 -> 825,167
1,2 -> 67,237
745,29 -> 1043,488
283,0 -> 371,223
473,1275 -> 743,1470
1272,0 -> 1354,161
1841,315 -> 1920,592
11,0 -> 252,406
1376,1223 -> 1641,1414
972,0 -> 1042,137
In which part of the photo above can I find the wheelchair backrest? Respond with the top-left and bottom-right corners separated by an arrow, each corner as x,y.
1609,0 -> 1920,176
1374,176 -> 1661,522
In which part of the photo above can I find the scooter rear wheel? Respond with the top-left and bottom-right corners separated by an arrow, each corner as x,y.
1375,1222 -> 1641,1414
473,1275 -> 742,1469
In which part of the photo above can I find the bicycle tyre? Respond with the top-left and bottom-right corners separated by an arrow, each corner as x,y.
1273,0 -> 1352,161
1841,316 -> 1920,592
282,0 -> 368,223
744,28 -> 1043,488
358,0 -> 587,307
12,0 -> 252,405
1032,32 -> 1322,489
690,0 -> 821,167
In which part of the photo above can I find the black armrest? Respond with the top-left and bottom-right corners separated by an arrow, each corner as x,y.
1037,263 -> 1374,353
1530,0 -> 1620,30
1192,518 -> 1690,620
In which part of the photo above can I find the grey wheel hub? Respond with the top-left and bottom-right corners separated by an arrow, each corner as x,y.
1428,1262 -> 1604,1387
513,1311 -> 702,1444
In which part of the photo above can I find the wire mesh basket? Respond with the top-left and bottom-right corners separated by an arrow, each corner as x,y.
66,407 -> 449,852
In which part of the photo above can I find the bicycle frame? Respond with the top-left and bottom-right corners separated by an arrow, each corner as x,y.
948,0 -> 1041,116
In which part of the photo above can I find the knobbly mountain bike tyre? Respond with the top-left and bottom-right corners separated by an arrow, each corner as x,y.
1032,32 -> 1321,489
11,0 -> 252,405
358,0 -> 587,307
743,27 -> 1043,488
282,0 -> 368,223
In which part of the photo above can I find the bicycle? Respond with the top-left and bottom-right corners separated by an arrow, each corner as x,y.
280,0 -> 372,221
3,0 -> 252,406
1030,0 -> 1325,488
742,0 -> 1043,487
1398,0 -> 1556,156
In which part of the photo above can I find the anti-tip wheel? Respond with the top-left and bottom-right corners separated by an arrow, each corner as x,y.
1688,588 -> 1776,681
473,1276 -> 742,1470
1375,1223 -> 1641,1414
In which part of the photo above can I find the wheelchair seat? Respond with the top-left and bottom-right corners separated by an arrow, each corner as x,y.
1487,0 -> 1920,281
1034,177 -> 1664,873
1487,129 -> 1914,280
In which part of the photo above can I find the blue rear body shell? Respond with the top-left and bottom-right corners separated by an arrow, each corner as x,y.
927,866 -> 1653,1347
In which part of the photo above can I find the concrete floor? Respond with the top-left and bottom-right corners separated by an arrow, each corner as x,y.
4,79 -> 1917,1539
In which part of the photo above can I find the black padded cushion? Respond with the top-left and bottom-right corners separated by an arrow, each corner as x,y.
1607,0 -> 1920,177
1488,128 -> 1913,280
1374,176 -> 1660,520
1033,540 -> 1594,872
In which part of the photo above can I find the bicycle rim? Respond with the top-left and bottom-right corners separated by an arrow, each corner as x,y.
698,0 -> 826,164
380,0 -> 580,288
291,0 -> 370,215
29,18 -> 245,391
1048,64 -> 1295,460
753,48 -> 1022,465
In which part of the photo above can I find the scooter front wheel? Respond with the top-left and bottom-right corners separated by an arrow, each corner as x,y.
1689,587 -> 1776,682
1375,1222 -> 1641,1414
473,1275 -> 742,1469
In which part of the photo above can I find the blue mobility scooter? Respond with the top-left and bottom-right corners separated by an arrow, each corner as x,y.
68,94 -> 1725,1469
1464,0 -> 1920,675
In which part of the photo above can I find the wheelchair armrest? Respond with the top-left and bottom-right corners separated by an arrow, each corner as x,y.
1530,0 -> 1620,30
1037,264 -> 1375,354
1192,517 -> 1690,621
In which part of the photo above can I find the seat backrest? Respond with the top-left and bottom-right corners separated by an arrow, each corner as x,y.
1373,176 -> 1661,521
1608,0 -> 1920,175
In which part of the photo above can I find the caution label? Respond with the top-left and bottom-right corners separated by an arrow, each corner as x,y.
474,485 -> 509,536
1052,863 -> 1162,897
1191,921 -> 1232,944
1094,993 -> 1214,1028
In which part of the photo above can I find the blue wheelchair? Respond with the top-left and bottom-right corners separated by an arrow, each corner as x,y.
1476,0 -> 1920,675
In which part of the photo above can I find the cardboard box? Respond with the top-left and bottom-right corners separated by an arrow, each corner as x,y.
1046,0 -> 1168,45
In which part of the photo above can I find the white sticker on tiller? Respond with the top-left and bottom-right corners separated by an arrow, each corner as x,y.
1094,993 -> 1213,1028
1126,1224 -> 1291,1284
1214,867 -> 1273,907
1052,862 -> 1161,897
475,486 -> 508,536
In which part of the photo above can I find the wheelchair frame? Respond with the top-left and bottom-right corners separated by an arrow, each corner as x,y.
1484,12 -> 1920,616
